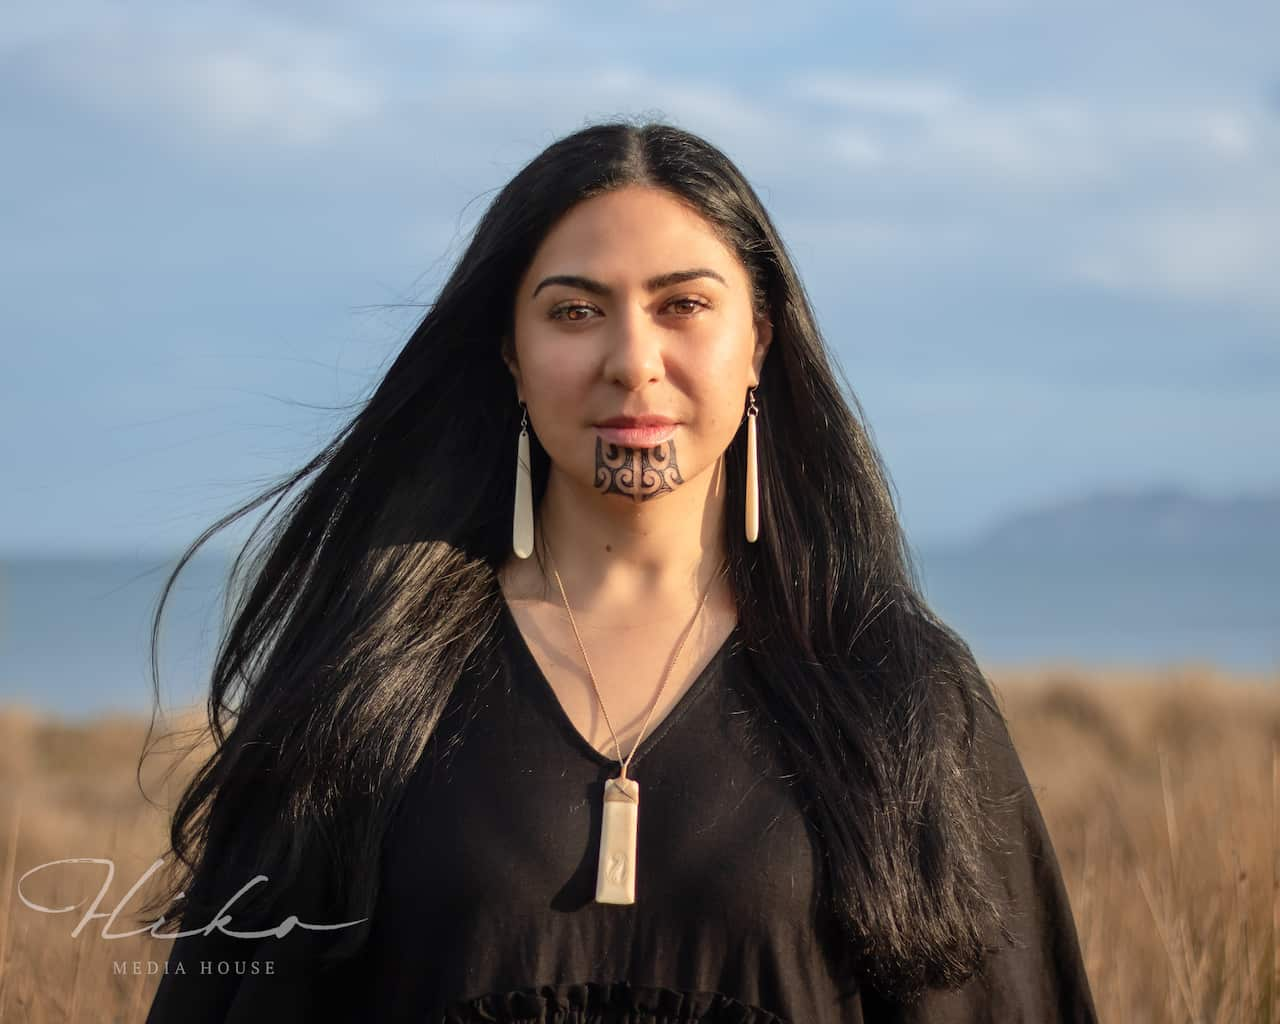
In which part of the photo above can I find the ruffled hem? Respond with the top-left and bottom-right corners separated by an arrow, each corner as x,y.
440,979 -> 789,1023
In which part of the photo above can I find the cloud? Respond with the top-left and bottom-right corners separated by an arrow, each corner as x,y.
792,74 -> 962,118
896,0 -> 1032,19
791,73 -> 1111,188
24,12 -> 382,148
422,65 -> 772,141
382,0 -> 548,49
774,70 -> 1280,312
789,71 -> 1273,191
1069,204 -> 1280,309
11,7 -> 1279,315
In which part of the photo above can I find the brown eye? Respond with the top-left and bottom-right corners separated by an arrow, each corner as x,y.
667,297 -> 710,316
549,302 -> 600,322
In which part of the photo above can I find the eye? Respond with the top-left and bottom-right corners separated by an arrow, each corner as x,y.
665,296 -> 711,316
548,301 -> 601,322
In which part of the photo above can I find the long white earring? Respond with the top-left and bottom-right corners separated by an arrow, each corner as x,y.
513,403 -> 534,558
745,386 -> 760,543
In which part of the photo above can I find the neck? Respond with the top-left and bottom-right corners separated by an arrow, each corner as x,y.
521,453 -> 730,614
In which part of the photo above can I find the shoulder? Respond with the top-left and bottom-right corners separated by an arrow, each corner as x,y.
971,685 -> 1028,791
964,679 -> 1079,939
935,676 -> 1045,874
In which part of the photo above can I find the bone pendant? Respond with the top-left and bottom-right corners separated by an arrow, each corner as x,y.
594,776 -> 639,904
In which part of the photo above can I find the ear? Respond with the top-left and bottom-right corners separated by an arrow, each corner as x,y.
749,315 -> 773,387
501,335 -> 523,399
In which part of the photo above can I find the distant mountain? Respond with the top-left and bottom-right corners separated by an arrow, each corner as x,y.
932,483 -> 1280,557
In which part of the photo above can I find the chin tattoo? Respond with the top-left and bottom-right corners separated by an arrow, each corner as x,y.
594,437 -> 685,501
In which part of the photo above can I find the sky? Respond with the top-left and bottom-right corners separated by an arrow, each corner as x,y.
2,0 -> 1277,556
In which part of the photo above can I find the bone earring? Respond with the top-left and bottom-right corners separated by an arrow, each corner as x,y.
745,386 -> 760,543
513,402 -> 534,559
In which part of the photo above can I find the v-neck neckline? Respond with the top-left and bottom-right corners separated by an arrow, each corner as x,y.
496,592 -> 738,770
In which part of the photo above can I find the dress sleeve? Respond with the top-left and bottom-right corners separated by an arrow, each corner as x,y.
144,921 -> 328,1024
872,697 -> 1101,1024
144,799 -> 351,1023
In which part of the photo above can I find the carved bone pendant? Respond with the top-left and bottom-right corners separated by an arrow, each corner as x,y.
594,775 -> 639,904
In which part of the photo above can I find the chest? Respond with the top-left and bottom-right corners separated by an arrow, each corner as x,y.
507,601 -> 740,760
379,647 -> 818,939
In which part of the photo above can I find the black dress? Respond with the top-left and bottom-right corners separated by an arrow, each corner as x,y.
146,597 -> 1099,1022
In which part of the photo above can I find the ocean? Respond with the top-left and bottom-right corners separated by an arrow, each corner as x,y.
1,546 -> 1275,719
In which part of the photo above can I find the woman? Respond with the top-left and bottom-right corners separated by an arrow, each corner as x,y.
141,121 -> 1098,1022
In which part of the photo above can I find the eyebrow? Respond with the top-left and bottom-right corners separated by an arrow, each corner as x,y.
530,267 -> 727,299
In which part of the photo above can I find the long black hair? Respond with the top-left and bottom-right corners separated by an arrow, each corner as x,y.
139,118 -> 1016,1004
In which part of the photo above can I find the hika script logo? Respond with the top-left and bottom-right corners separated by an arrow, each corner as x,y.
17,856 -> 367,940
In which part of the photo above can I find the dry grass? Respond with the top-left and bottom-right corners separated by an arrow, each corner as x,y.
0,663 -> 1277,1022
0,706 -> 210,1024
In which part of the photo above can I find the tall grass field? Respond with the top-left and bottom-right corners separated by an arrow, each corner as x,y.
0,663 -> 1276,1021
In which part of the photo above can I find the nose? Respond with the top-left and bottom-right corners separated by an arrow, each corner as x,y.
601,303 -> 665,390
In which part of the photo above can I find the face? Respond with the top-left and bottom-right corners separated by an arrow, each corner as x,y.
506,185 -> 772,504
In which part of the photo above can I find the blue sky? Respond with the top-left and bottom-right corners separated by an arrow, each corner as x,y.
2,1 -> 1277,556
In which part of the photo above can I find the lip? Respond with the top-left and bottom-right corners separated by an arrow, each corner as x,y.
593,418 -> 678,447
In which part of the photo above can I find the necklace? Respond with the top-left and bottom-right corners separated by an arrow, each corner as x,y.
545,546 -> 727,905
